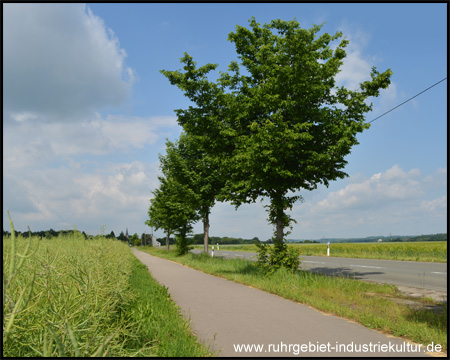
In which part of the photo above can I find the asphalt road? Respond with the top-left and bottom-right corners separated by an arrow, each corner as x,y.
191,249 -> 447,292
133,249 -> 435,357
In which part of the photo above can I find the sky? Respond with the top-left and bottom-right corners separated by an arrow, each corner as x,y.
3,3 -> 447,241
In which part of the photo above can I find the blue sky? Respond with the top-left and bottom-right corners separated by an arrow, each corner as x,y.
3,3 -> 447,240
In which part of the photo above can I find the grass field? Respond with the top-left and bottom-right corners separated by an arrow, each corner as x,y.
144,246 -> 447,354
192,241 -> 447,262
3,219 -> 212,357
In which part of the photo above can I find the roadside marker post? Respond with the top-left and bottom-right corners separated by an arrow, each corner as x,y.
211,246 -> 214,257
327,242 -> 330,257
217,243 -> 219,250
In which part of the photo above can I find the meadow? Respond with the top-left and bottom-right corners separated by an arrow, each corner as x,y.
3,217 -> 212,357
144,246 -> 447,353
193,241 -> 447,262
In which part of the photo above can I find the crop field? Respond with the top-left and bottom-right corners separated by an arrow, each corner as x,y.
296,241 -> 447,262
3,218 -> 211,357
199,241 -> 447,262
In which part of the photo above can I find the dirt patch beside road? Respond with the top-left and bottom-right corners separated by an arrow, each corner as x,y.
396,285 -> 447,303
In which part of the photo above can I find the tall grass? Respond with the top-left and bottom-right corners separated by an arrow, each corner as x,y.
3,214 -> 212,357
3,231 -> 133,356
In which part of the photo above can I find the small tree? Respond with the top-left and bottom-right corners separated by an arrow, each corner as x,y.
161,57 -> 233,255
141,233 -> 152,246
146,176 -> 175,251
159,133 -> 225,254
130,233 -> 139,246
146,174 -> 199,253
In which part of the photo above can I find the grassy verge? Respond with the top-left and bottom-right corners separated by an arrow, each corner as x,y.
2,219 -> 212,357
126,258 -> 214,356
194,241 -> 447,262
143,246 -> 447,353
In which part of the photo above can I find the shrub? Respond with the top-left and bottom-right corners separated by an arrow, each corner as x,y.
255,241 -> 300,275
175,233 -> 192,256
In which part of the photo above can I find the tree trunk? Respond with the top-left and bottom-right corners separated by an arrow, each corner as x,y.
203,212 -> 210,254
272,190 -> 285,245
166,230 -> 170,251
276,217 -> 284,244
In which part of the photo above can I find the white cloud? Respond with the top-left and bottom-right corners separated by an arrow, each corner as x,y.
92,113 -> 178,150
328,21 -> 399,123
334,23 -> 373,91
3,3 -> 134,121
313,165 -> 423,213
3,114 -> 178,171
202,201 -> 272,241
378,81 -> 399,108
421,195 -> 447,214
289,165 -> 446,238
423,168 -> 447,189
4,161 -> 161,234
2,4 -> 181,236
334,21 -> 398,111
10,112 -> 39,123
335,48 -> 373,91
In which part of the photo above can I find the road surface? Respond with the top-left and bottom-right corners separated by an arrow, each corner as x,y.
191,249 -> 447,292
133,248 -> 436,357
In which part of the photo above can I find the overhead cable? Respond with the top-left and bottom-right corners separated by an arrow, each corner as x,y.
367,77 -> 447,124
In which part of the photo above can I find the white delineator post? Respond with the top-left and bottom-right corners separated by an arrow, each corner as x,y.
327,242 -> 330,257
211,246 -> 214,257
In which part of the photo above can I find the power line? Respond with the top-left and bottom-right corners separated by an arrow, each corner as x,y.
367,77 -> 447,124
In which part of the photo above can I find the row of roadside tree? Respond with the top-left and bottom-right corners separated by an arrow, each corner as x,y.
146,17 -> 392,262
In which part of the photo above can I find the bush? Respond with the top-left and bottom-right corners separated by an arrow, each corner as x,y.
255,241 -> 300,275
175,234 -> 192,256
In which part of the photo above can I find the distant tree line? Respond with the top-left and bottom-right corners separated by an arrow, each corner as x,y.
2,228 -> 152,246
2,228 -> 94,240
287,240 -> 321,244
154,234 -> 262,246
340,233 -> 448,243
383,233 -> 447,243
297,233 -> 448,244
4,228 -> 445,246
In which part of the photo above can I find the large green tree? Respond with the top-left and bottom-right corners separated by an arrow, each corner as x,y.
219,18 -> 392,244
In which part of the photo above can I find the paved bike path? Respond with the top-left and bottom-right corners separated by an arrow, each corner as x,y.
132,249 -> 433,357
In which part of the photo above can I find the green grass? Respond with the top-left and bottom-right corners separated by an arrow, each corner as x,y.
2,216 -> 212,357
198,241 -> 447,262
143,246 -> 447,354
125,259 -> 214,356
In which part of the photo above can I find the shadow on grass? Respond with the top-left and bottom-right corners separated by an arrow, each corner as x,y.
405,303 -> 448,333
217,262 -> 262,276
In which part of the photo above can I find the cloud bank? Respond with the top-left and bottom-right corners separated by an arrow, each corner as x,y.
289,165 -> 446,239
3,4 -> 177,235
3,3 -> 134,122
